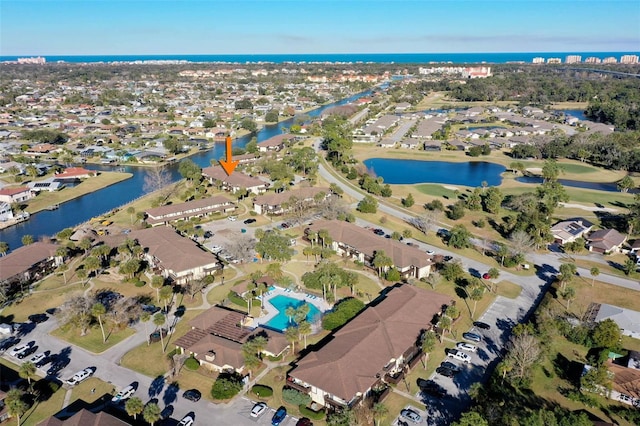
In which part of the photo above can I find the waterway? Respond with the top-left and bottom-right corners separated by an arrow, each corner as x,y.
516,176 -> 638,193
362,158 -> 506,186
0,90 -> 372,252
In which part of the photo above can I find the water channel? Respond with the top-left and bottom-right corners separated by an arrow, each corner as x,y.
1,90 -> 372,251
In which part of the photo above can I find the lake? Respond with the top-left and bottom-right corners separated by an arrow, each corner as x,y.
362,158 -> 506,186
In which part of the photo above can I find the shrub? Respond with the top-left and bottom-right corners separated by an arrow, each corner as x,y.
134,280 -> 146,287
299,404 -> 325,420
211,375 -> 243,400
322,298 -> 365,330
184,357 -> 200,370
251,384 -> 273,398
282,388 -> 312,406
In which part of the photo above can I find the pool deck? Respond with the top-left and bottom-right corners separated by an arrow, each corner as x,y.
255,286 -> 330,329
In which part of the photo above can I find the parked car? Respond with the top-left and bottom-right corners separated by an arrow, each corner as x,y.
373,228 -> 385,235
400,408 -> 422,423
443,255 -> 453,262
35,353 -> 54,368
28,313 -> 49,324
112,385 -> 136,403
142,304 -> 160,314
456,342 -> 477,352
417,378 -> 446,397
482,272 -> 491,279
437,228 -> 450,238
426,249 -> 435,255
46,358 -> 69,376
29,351 -> 49,366
272,406 -> 287,426
244,218 -> 257,224
182,388 -> 201,402
280,222 -> 290,229
473,321 -> 491,330
250,402 -> 268,417
296,418 -> 313,426
227,215 -> 237,221
66,367 -> 95,386
462,332 -> 482,342
436,366 -> 456,378
9,341 -> 34,357
17,345 -> 38,359
447,348 -> 471,363
439,361 -> 461,372
178,414 -> 194,426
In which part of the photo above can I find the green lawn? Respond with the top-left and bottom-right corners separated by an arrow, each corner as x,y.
14,386 -> 66,426
495,280 -> 523,299
1,283 -> 83,322
51,325 -> 136,354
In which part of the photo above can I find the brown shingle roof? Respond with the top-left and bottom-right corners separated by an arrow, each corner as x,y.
0,241 -> 58,281
289,285 -> 449,402
145,195 -> 234,222
37,409 -> 131,426
202,166 -> 269,189
253,187 -> 329,207
308,220 -> 432,270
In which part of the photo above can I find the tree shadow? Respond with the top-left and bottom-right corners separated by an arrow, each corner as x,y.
149,375 -> 165,398
162,381 -> 180,406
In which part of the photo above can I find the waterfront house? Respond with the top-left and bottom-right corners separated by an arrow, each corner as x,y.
202,166 -> 269,194
306,220 -> 433,279
131,226 -> 221,285
0,186 -> 33,204
257,134 -> 297,152
173,305 -> 289,373
0,202 -> 13,222
144,195 -> 236,226
252,186 -> 330,215
287,284 -> 450,410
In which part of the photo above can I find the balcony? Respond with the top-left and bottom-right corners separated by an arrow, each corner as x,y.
286,377 -> 311,394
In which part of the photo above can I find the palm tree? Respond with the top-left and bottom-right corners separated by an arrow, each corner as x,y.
302,246 -> 313,262
372,250 -> 393,277
421,330 -> 437,368
19,362 -> 37,390
150,275 -> 164,302
469,285 -> 485,319
561,286 -> 576,310
159,285 -> 173,312
21,234 -> 34,246
285,306 -> 296,325
285,326 -> 298,355
140,311 -> 151,345
590,266 -> 600,286
317,229 -> 329,247
6,389 -> 28,426
153,313 -> 166,352
0,241 -> 9,256
125,397 -> 144,420
437,315 -> 451,343
84,256 -> 100,278
372,403 -> 389,426
298,320 -> 312,348
92,302 -> 107,343
143,402 -> 161,426
468,382 -> 483,401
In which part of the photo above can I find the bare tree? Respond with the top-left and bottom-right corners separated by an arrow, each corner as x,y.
407,210 -> 440,234
505,333 -> 542,380
509,229 -> 534,257
59,295 -> 94,335
319,196 -> 349,220
225,234 -> 257,262
143,166 -> 173,203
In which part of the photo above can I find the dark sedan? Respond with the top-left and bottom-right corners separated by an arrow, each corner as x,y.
28,313 -> 49,324
182,389 -> 201,402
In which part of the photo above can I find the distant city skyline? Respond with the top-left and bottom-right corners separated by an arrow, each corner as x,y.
1,0 -> 639,56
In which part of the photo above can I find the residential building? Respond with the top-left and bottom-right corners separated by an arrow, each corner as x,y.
462,66 -> 491,78
590,303 -> 640,340
252,187 -> 330,215
587,229 -> 627,254
605,351 -> 640,407
620,55 -> 639,64
0,186 -> 33,204
202,166 -> 269,194
37,408 -> 131,426
551,218 -> 593,245
0,241 -> 61,289
565,55 -> 582,64
173,305 -> 289,373
144,195 -> 236,226
131,226 -> 221,284
287,284 -> 450,409
306,220 -> 433,279
257,134 -> 297,152
0,201 -> 13,221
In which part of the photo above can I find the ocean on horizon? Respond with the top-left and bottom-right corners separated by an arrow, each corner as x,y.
1,52 -> 638,64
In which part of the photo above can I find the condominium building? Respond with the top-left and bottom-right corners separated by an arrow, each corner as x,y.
620,55 -> 639,64
547,58 -> 562,64
532,57 -> 545,64
585,57 -> 602,64
565,55 -> 582,64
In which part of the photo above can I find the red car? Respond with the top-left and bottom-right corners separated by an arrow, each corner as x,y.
482,272 -> 491,279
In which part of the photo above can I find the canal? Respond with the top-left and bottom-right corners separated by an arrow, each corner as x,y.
0,90 -> 372,251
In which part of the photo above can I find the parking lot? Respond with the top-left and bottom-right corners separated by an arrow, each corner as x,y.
237,397 -> 300,425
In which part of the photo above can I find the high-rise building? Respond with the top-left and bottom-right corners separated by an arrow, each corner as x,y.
565,55 -> 582,64
547,58 -> 562,64
603,57 -> 618,64
585,57 -> 602,64
532,57 -> 545,64
620,55 -> 639,64
17,56 -> 46,64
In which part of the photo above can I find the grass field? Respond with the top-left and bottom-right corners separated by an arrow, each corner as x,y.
51,325 -> 136,354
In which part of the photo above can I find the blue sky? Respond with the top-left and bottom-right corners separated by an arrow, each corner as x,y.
1,0 -> 639,55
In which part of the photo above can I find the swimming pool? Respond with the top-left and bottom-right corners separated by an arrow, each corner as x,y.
264,295 -> 322,332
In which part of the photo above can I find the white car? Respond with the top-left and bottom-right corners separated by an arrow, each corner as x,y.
66,367 -> 94,386
447,349 -> 471,363
227,216 -> 237,221
111,385 -> 135,402
29,351 -> 47,365
250,402 -> 268,417
9,342 -> 32,357
456,342 -> 477,352
426,249 -> 435,255
178,415 -> 194,426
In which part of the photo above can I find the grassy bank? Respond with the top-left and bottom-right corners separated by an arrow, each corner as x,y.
25,171 -> 132,214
